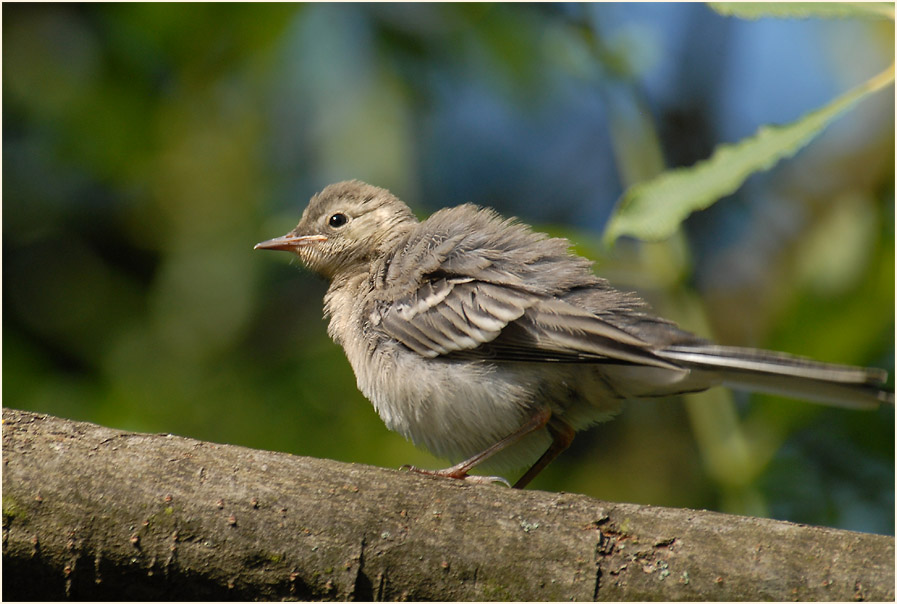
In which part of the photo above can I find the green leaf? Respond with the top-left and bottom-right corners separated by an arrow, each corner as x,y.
708,2 -> 894,21
603,64 -> 894,245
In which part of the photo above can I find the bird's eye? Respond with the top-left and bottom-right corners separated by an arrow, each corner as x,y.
328,213 -> 349,228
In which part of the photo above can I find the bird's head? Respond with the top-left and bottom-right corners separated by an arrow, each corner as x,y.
255,180 -> 418,280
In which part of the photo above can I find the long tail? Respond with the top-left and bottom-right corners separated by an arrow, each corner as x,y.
656,344 -> 893,410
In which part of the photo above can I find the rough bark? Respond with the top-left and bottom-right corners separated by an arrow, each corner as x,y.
2,408 -> 893,601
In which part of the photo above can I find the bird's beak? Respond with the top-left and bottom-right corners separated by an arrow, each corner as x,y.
254,233 -> 328,252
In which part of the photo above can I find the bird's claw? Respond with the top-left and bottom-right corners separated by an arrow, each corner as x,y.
400,464 -> 511,487
460,474 -> 512,487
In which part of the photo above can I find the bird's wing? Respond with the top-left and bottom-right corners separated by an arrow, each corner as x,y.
374,277 -> 682,371
369,203 -> 682,370
374,277 -> 529,357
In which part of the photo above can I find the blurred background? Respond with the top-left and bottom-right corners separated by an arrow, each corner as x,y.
4,3 -> 893,534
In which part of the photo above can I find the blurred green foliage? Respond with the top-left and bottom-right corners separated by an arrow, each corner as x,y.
3,3 -> 893,534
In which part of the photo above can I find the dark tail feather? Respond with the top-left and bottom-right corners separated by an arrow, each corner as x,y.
657,345 -> 893,410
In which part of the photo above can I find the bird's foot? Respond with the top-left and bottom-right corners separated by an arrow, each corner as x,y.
400,465 -> 511,487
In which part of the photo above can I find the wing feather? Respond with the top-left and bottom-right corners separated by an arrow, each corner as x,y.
381,312 -> 450,357
439,289 -> 499,345
377,277 -> 681,371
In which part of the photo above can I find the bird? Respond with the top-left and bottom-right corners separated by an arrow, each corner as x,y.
255,180 -> 894,489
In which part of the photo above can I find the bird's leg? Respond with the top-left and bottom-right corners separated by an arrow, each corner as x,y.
403,407 -> 552,486
512,417 -> 575,489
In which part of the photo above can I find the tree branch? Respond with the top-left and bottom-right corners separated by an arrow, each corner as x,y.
2,408 -> 893,601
